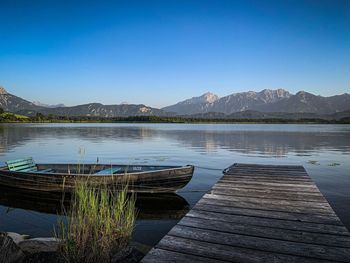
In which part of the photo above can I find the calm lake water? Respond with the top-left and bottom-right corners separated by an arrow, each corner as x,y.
0,123 -> 350,247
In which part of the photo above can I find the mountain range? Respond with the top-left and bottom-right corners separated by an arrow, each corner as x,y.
0,87 -> 167,117
1,86 -> 350,118
162,89 -> 350,115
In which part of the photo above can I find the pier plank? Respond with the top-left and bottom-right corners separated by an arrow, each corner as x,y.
155,236 -> 329,263
180,215 -> 350,246
142,248 -> 228,263
203,193 -> 333,211
187,210 -> 350,237
197,199 -> 342,225
169,225 -> 350,262
202,194 -> 335,214
211,187 -> 326,202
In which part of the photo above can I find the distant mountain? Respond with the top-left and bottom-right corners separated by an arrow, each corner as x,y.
257,91 -> 350,114
0,87 -> 43,112
32,101 -> 66,108
2,86 -> 350,118
188,109 -> 350,121
164,89 -> 350,115
211,89 -> 291,114
162,92 -> 219,115
0,87 -> 169,117
18,103 -> 168,117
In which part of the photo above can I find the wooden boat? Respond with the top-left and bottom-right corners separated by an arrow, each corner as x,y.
0,158 -> 194,193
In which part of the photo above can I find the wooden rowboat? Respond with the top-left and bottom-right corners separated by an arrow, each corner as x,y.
0,158 -> 194,193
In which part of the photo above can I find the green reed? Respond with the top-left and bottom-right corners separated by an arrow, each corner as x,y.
56,180 -> 136,263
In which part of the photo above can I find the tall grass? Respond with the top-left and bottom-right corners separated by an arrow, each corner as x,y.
56,180 -> 136,263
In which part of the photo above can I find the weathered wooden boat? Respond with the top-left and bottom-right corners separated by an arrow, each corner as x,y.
0,158 -> 194,193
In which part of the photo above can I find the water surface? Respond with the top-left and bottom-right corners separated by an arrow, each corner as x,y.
0,123 -> 349,246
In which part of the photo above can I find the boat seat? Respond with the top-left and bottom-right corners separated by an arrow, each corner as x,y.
36,168 -> 54,173
94,167 -> 121,175
6,158 -> 52,173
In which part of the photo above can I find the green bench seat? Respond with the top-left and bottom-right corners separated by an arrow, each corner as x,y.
37,168 -> 54,173
6,158 -> 52,173
95,167 -> 121,175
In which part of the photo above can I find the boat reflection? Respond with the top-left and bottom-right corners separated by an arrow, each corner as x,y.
0,186 -> 189,220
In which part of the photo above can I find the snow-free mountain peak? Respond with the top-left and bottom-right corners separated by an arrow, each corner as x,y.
201,92 -> 219,103
0,86 -> 8,94
181,92 -> 219,105
161,92 -> 219,114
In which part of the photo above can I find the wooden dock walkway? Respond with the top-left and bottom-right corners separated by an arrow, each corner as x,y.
141,163 -> 350,263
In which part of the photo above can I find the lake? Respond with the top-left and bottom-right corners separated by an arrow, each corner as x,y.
0,123 -> 350,247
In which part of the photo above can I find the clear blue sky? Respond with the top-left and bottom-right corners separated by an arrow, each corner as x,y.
0,0 -> 349,107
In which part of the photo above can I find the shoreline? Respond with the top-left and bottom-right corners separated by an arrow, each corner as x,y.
1,120 -> 350,124
1,112 -> 350,124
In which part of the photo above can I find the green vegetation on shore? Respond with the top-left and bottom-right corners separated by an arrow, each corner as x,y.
0,111 -> 30,122
1,108 -> 349,124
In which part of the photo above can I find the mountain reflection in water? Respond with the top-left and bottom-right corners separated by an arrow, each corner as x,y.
1,124 -> 349,157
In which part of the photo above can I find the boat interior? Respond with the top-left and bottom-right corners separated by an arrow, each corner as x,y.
1,157 -> 180,175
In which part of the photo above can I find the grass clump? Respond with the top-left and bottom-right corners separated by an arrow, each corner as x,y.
328,162 -> 340,166
56,181 -> 136,263
307,160 -> 320,165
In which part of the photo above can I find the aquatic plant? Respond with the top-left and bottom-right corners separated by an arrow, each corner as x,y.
55,180 -> 136,263
307,160 -> 320,165
76,147 -> 86,174
328,162 -> 340,166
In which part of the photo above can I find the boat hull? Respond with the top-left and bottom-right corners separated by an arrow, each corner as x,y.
0,164 -> 194,193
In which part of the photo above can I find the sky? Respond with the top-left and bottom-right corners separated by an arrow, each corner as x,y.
0,0 -> 349,108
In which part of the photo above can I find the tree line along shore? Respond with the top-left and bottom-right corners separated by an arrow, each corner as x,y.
0,109 -> 349,124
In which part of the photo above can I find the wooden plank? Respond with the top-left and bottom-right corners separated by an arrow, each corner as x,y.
204,193 -> 331,210
153,235 -> 329,263
232,163 -> 306,170
225,171 -> 309,177
225,168 -> 307,173
225,170 -> 308,176
215,182 -> 319,193
181,214 -> 350,246
211,187 -> 326,202
225,167 -> 307,173
220,179 -> 315,187
221,174 -> 312,182
227,166 -> 306,171
154,235 -> 327,263
196,200 -> 343,225
213,184 -> 322,195
221,174 -> 312,181
218,180 -> 317,188
212,184 -> 322,194
187,209 -> 350,236
6,158 -> 33,165
169,225 -> 350,262
141,248 -> 229,263
202,194 -> 335,215
234,168 -> 307,172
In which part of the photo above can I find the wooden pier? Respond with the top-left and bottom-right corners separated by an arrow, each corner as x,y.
141,163 -> 350,263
